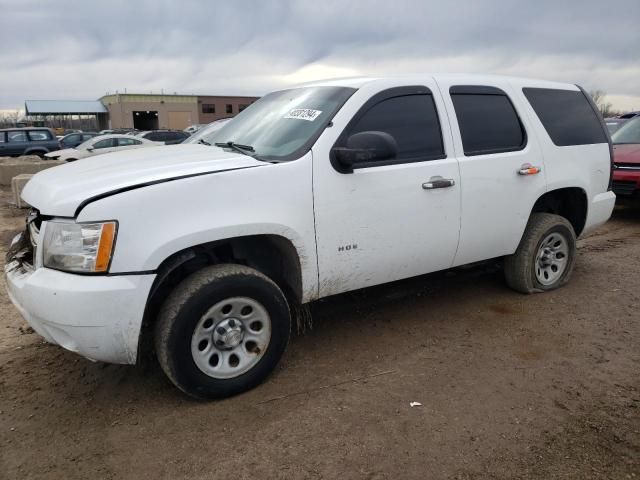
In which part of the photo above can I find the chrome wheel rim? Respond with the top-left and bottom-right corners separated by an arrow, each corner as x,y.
535,232 -> 569,286
191,297 -> 271,379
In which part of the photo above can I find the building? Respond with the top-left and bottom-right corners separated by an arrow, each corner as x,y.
21,93 -> 260,132
24,100 -> 109,131
100,93 -> 259,130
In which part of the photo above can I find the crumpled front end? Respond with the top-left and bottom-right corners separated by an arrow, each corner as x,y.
5,211 -> 156,364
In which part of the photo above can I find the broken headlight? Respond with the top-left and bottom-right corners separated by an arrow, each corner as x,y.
42,221 -> 117,273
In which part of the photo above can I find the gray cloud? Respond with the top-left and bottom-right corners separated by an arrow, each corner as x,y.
1,0 -> 639,110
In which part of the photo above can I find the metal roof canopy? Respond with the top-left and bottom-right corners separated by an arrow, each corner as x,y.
25,100 -> 107,115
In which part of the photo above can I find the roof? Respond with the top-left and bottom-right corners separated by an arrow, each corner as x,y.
25,100 -> 107,115
293,74 -> 578,91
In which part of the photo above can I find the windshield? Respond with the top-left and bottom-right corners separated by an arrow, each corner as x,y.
198,86 -> 356,160
184,118 -> 233,144
612,117 -> 640,144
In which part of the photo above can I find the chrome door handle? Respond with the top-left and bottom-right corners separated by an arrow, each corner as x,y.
518,163 -> 542,175
422,177 -> 455,190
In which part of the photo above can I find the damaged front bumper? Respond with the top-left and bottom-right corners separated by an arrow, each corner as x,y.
5,230 -> 156,364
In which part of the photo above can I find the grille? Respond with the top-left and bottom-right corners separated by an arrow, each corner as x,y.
612,180 -> 638,197
614,163 -> 640,170
6,210 -> 41,270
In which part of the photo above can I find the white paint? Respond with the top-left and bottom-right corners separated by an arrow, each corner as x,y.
7,74 -> 616,366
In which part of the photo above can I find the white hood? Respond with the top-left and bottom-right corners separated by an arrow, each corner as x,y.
23,144 -> 266,217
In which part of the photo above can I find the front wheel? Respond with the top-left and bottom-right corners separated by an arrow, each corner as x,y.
154,264 -> 291,399
504,213 -> 577,294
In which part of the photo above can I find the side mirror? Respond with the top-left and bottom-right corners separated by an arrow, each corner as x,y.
86,147 -> 94,152
333,131 -> 397,172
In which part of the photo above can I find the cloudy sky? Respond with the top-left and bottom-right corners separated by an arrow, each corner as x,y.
1,0 -> 639,112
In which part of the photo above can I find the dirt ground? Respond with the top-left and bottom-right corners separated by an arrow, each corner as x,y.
0,187 -> 638,480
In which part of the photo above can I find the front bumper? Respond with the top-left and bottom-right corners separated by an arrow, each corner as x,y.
5,246 -> 155,364
612,169 -> 640,198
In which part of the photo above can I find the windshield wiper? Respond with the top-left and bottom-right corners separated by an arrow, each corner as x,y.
214,141 -> 256,157
198,138 -> 211,146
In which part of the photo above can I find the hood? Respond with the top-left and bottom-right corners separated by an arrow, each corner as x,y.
45,148 -> 76,158
613,144 -> 640,164
23,144 -> 266,217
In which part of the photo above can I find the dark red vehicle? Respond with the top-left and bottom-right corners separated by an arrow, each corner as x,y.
612,116 -> 640,201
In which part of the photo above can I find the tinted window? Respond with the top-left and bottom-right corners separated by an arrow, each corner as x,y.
523,88 -> 607,146
62,134 -> 81,146
8,131 -> 28,142
93,138 -> 116,149
28,130 -> 51,141
117,138 -> 141,146
348,94 -> 445,161
145,132 -> 163,141
82,134 -> 96,141
0,132 -> 5,143
202,104 -> 216,114
451,91 -> 525,156
226,104 -> 233,114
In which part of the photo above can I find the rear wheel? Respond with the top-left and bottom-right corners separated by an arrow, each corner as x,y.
154,264 -> 291,399
504,213 -> 576,294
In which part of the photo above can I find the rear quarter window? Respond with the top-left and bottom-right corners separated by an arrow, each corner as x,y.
28,130 -> 52,141
523,88 -> 607,146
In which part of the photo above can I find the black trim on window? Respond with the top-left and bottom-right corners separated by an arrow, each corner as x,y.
449,85 -> 506,96
576,85 -> 614,191
331,86 -> 447,173
449,86 -> 528,157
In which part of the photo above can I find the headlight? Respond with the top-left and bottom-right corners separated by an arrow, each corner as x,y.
42,221 -> 117,273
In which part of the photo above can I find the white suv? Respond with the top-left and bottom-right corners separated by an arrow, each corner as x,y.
6,75 -> 615,399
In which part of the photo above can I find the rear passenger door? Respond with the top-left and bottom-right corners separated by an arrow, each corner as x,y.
436,82 -> 547,266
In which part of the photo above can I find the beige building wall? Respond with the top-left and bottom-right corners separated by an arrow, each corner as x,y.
101,94 -> 199,130
197,96 -> 259,123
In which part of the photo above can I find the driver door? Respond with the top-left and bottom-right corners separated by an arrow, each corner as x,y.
312,83 -> 461,297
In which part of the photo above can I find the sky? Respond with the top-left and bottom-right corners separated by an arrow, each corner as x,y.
1,0 -> 639,113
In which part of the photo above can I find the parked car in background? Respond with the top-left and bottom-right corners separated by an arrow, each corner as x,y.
7,75 -> 615,399
183,118 -> 233,144
611,116 -> 640,201
184,124 -> 207,135
45,134 -> 162,161
605,111 -> 640,135
136,129 -> 190,145
0,128 -> 60,157
59,132 -> 99,149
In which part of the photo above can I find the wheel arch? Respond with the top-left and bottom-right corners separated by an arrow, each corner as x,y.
530,187 -> 588,237
137,234 -> 303,361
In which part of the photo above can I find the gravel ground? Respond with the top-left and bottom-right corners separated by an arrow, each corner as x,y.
0,187 -> 638,480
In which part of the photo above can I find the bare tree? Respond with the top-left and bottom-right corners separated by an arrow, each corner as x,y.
589,90 -> 617,118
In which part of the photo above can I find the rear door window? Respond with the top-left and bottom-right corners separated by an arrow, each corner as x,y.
8,131 -> 28,142
93,138 -> 116,149
347,93 -> 445,162
523,88 -> 607,146
117,138 -> 142,146
450,87 -> 526,156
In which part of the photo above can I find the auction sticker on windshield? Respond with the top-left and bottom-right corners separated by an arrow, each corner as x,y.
284,109 -> 323,121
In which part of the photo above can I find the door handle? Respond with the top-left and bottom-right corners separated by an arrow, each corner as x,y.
422,176 -> 455,190
518,163 -> 542,175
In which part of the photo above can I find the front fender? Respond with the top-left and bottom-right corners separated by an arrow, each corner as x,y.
76,155 -> 318,302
